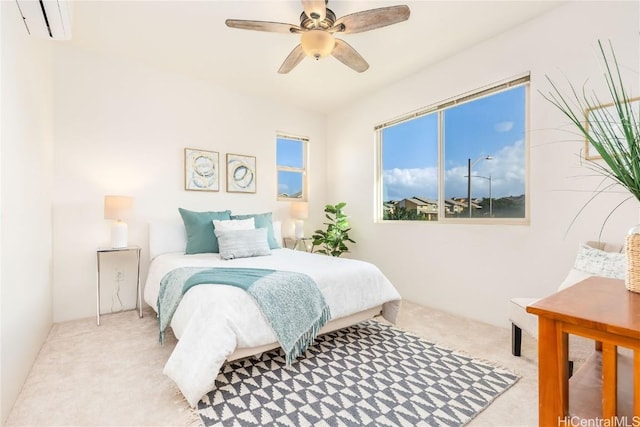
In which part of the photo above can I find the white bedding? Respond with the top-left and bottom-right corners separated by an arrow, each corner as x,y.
144,248 -> 401,407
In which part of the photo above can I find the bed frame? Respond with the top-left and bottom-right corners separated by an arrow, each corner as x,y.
228,305 -> 383,361
148,220 -> 386,362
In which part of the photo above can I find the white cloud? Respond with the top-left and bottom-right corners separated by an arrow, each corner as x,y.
383,139 -> 525,201
494,121 -> 514,132
383,167 -> 438,200
278,182 -> 289,194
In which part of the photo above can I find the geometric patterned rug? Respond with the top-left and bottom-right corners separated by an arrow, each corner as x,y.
197,321 -> 519,427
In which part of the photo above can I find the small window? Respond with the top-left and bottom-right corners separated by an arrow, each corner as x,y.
377,75 -> 529,223
277,133 -> 308,200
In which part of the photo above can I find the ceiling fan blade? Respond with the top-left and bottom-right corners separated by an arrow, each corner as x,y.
332,39 -> 369,73
302,0 -> 326,21
278,44 -> 306,74
225,19 -> 302,34
332,5 -> 410,34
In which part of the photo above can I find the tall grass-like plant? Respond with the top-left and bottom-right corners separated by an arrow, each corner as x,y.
542,40 -> 640,219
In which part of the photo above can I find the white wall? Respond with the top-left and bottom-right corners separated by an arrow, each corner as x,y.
0,2 -> 55,422
51,45 -> 328,322
5,6 -> 638,417
326,1 -> 640,327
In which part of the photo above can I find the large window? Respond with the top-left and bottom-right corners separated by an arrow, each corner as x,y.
277,133 -> 308,200
378,76 -> 528,222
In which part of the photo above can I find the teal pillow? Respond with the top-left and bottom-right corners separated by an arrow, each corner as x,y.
230,212 -> 280,249
179,208 -> 232,254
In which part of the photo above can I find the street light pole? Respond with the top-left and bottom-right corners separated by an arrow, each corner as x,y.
467,156 -> 493,218
467,158 -> 472,218
489,175 -> 492,217
471,174 -> 492,217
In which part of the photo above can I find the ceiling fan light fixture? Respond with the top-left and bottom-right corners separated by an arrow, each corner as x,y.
300,30 -> 334,60
227,2 -> 411,73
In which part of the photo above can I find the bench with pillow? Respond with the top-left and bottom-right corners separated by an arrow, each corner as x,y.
508,241 -> 625,359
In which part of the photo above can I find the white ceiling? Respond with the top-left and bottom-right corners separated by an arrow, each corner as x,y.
67,0 -> 566,114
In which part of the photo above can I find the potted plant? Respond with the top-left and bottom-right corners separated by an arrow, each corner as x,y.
542,40 -> 639,293
312,202 -> 356,257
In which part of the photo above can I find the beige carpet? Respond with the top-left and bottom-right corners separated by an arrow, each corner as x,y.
5,300 -> 594,426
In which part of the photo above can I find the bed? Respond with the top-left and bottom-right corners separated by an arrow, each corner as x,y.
144,219 -> 402,407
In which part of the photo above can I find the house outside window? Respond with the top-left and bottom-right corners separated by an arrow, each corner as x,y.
277,133 -> 308,200
377,75 -> 529,223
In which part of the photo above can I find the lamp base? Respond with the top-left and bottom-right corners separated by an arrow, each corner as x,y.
294,220 -> 305,239
111,221 -> 128,248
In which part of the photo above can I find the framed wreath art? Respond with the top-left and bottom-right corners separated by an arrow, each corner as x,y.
226,153 -> 256,194
184,148 -> 219,192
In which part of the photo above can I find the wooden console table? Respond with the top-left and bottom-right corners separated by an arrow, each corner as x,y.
527,276 -> 640,426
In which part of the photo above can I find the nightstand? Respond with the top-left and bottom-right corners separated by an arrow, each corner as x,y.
283,237 -> 313,252
96,246 -> 142,326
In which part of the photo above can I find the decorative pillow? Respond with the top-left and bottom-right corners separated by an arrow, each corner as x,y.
230,212 -> 280,249
573,243 -> 626,280
215,228 -> 271,260
178,208 -> 231,254
212,218 -> 255,231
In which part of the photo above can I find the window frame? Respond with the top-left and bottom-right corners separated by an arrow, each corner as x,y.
375,74 -> 530,225
276,132 -> 309,202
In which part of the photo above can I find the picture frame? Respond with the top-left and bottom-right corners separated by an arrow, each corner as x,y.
184,148 -> 219,191
226,153 -> 257,193
584,97 -> 640,160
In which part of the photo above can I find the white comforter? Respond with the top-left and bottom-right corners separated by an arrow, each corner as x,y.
144,248 -> 401,407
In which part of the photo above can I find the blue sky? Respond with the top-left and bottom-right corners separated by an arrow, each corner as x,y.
276,138 -> 303,168
382,85 -> 526,201
277,137 -> 304,196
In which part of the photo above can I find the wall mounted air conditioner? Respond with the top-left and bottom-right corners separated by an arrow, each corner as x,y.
16,0 -> 72,40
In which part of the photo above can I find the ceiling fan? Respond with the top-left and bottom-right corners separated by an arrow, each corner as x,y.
225,0 -> 410,74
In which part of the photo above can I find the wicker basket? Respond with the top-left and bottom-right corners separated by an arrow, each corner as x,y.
625,233 -> 640,293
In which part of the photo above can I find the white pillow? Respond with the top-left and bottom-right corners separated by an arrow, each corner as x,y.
212,217 -> 255,231
272,221 -> 283,248
573,243 -> 626,280
214,228 -> 271,260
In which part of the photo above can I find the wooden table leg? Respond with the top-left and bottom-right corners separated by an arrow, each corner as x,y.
602,343 -> 618,420
635,349 -> 640,417
538,317 -> 568,425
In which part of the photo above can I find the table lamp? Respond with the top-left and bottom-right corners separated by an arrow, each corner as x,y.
290,201 -> 308,239
104,195 -> 133,248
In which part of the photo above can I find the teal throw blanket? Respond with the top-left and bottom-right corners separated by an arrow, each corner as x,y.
157,267 -> 331,365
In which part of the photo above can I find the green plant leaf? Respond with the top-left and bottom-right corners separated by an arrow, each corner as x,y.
312,202 -> 355,257
542,40 -> 640,234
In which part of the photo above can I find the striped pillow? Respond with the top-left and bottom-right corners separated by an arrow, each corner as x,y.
214,228 -> 271,260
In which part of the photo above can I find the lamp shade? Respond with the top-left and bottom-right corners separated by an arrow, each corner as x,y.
300,30 -> 335,59
290,201 -> 309,219
104,195 -> 133,221
104,195 -> 133,248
